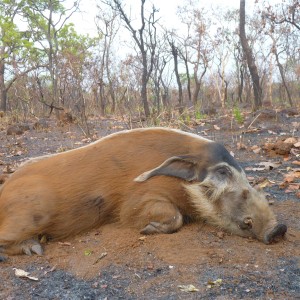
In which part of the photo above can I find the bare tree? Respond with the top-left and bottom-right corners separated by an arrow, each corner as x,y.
264,0 -> 300,31
103,0 -> 158,117
177,5 -> 212,106
261,0 -> 299,107
270,35 -> 294,107
150,36 -> 169,113
167,35 -> 183,112
239,0 -> 262,109
94,8 -> 120,115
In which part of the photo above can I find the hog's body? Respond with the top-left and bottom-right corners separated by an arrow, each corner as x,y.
0,128 -> 286,258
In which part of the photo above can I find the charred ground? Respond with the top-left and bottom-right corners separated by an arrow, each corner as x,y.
0,110 -> 299,299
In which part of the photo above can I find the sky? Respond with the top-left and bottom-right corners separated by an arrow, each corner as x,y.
64,0 -> 265,73
70,0 -> 246,37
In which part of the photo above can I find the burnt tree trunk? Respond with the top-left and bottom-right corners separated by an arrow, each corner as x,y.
239,0 -> 262,110
192,66 -> 207,105
238,65 -> 244,103
171,43 -> 183,113
141,51 -> 150,117
179,49 -> 192,103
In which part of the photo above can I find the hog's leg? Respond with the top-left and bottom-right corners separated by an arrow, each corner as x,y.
0,226 -> 43,258
138,200 -> 183,234
0,177 -> 54,259
2,239 -> 43,256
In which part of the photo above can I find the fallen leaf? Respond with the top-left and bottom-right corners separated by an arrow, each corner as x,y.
237,142 -> 247,150
284,137 -> 297,144
84,249 -> 93,256
213,125 -> 220,130
284,170 -> 300,183
279,181 -> 289,189
251,145 -> 261,154
207,279 -> 223,288
257,178 -> 271,188
93,252 -> 107,264
58,242 -> 71,246
258,161 -> 281,170
178,284 -> 199,292
14,268 -> 39,281
294,142 -> 300,148
286,183 -> 300,191
292,161 -> 300,166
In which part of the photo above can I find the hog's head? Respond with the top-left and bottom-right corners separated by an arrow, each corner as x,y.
135,149 -> 287,244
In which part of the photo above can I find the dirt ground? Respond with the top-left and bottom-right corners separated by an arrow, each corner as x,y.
0,111 -> 299,299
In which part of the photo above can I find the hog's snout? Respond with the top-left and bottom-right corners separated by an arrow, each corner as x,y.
264,224 -> 287,244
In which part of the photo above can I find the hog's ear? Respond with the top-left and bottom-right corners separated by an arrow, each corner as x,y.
210,164 -> 233,181
134,155 -> 205,182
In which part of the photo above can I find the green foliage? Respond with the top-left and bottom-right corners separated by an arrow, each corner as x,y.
179,109 -> 192,125
233,106 -> 244,124
0,5 -> 34,59
195,110 -> 206,120
179,73 -> 194,84
58,24 -> 99,57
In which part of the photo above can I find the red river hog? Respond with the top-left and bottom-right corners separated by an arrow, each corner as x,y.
0,128 -> 287,259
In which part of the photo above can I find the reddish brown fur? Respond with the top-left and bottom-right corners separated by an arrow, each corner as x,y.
0,128 -> 285,257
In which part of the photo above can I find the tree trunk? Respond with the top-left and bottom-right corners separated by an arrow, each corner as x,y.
271,40 -> 293,107
192,66 -> 207,105
181,53 -> 191,103
238,65 -> 244,103
171,44 -> 183,113
0,61 -> 7,111
239,0 -> 262,110
141,52 -> 150,117
98,80 -> 106,115
192,80 -> 201,105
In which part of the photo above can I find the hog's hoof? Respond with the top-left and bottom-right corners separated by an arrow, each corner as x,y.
141,214 -> 183,234
141,222 -> 164,234
21,239 -> 43,256
141,221 -> 180,234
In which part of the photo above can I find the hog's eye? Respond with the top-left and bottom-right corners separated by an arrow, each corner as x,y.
214,166 -> 232,179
